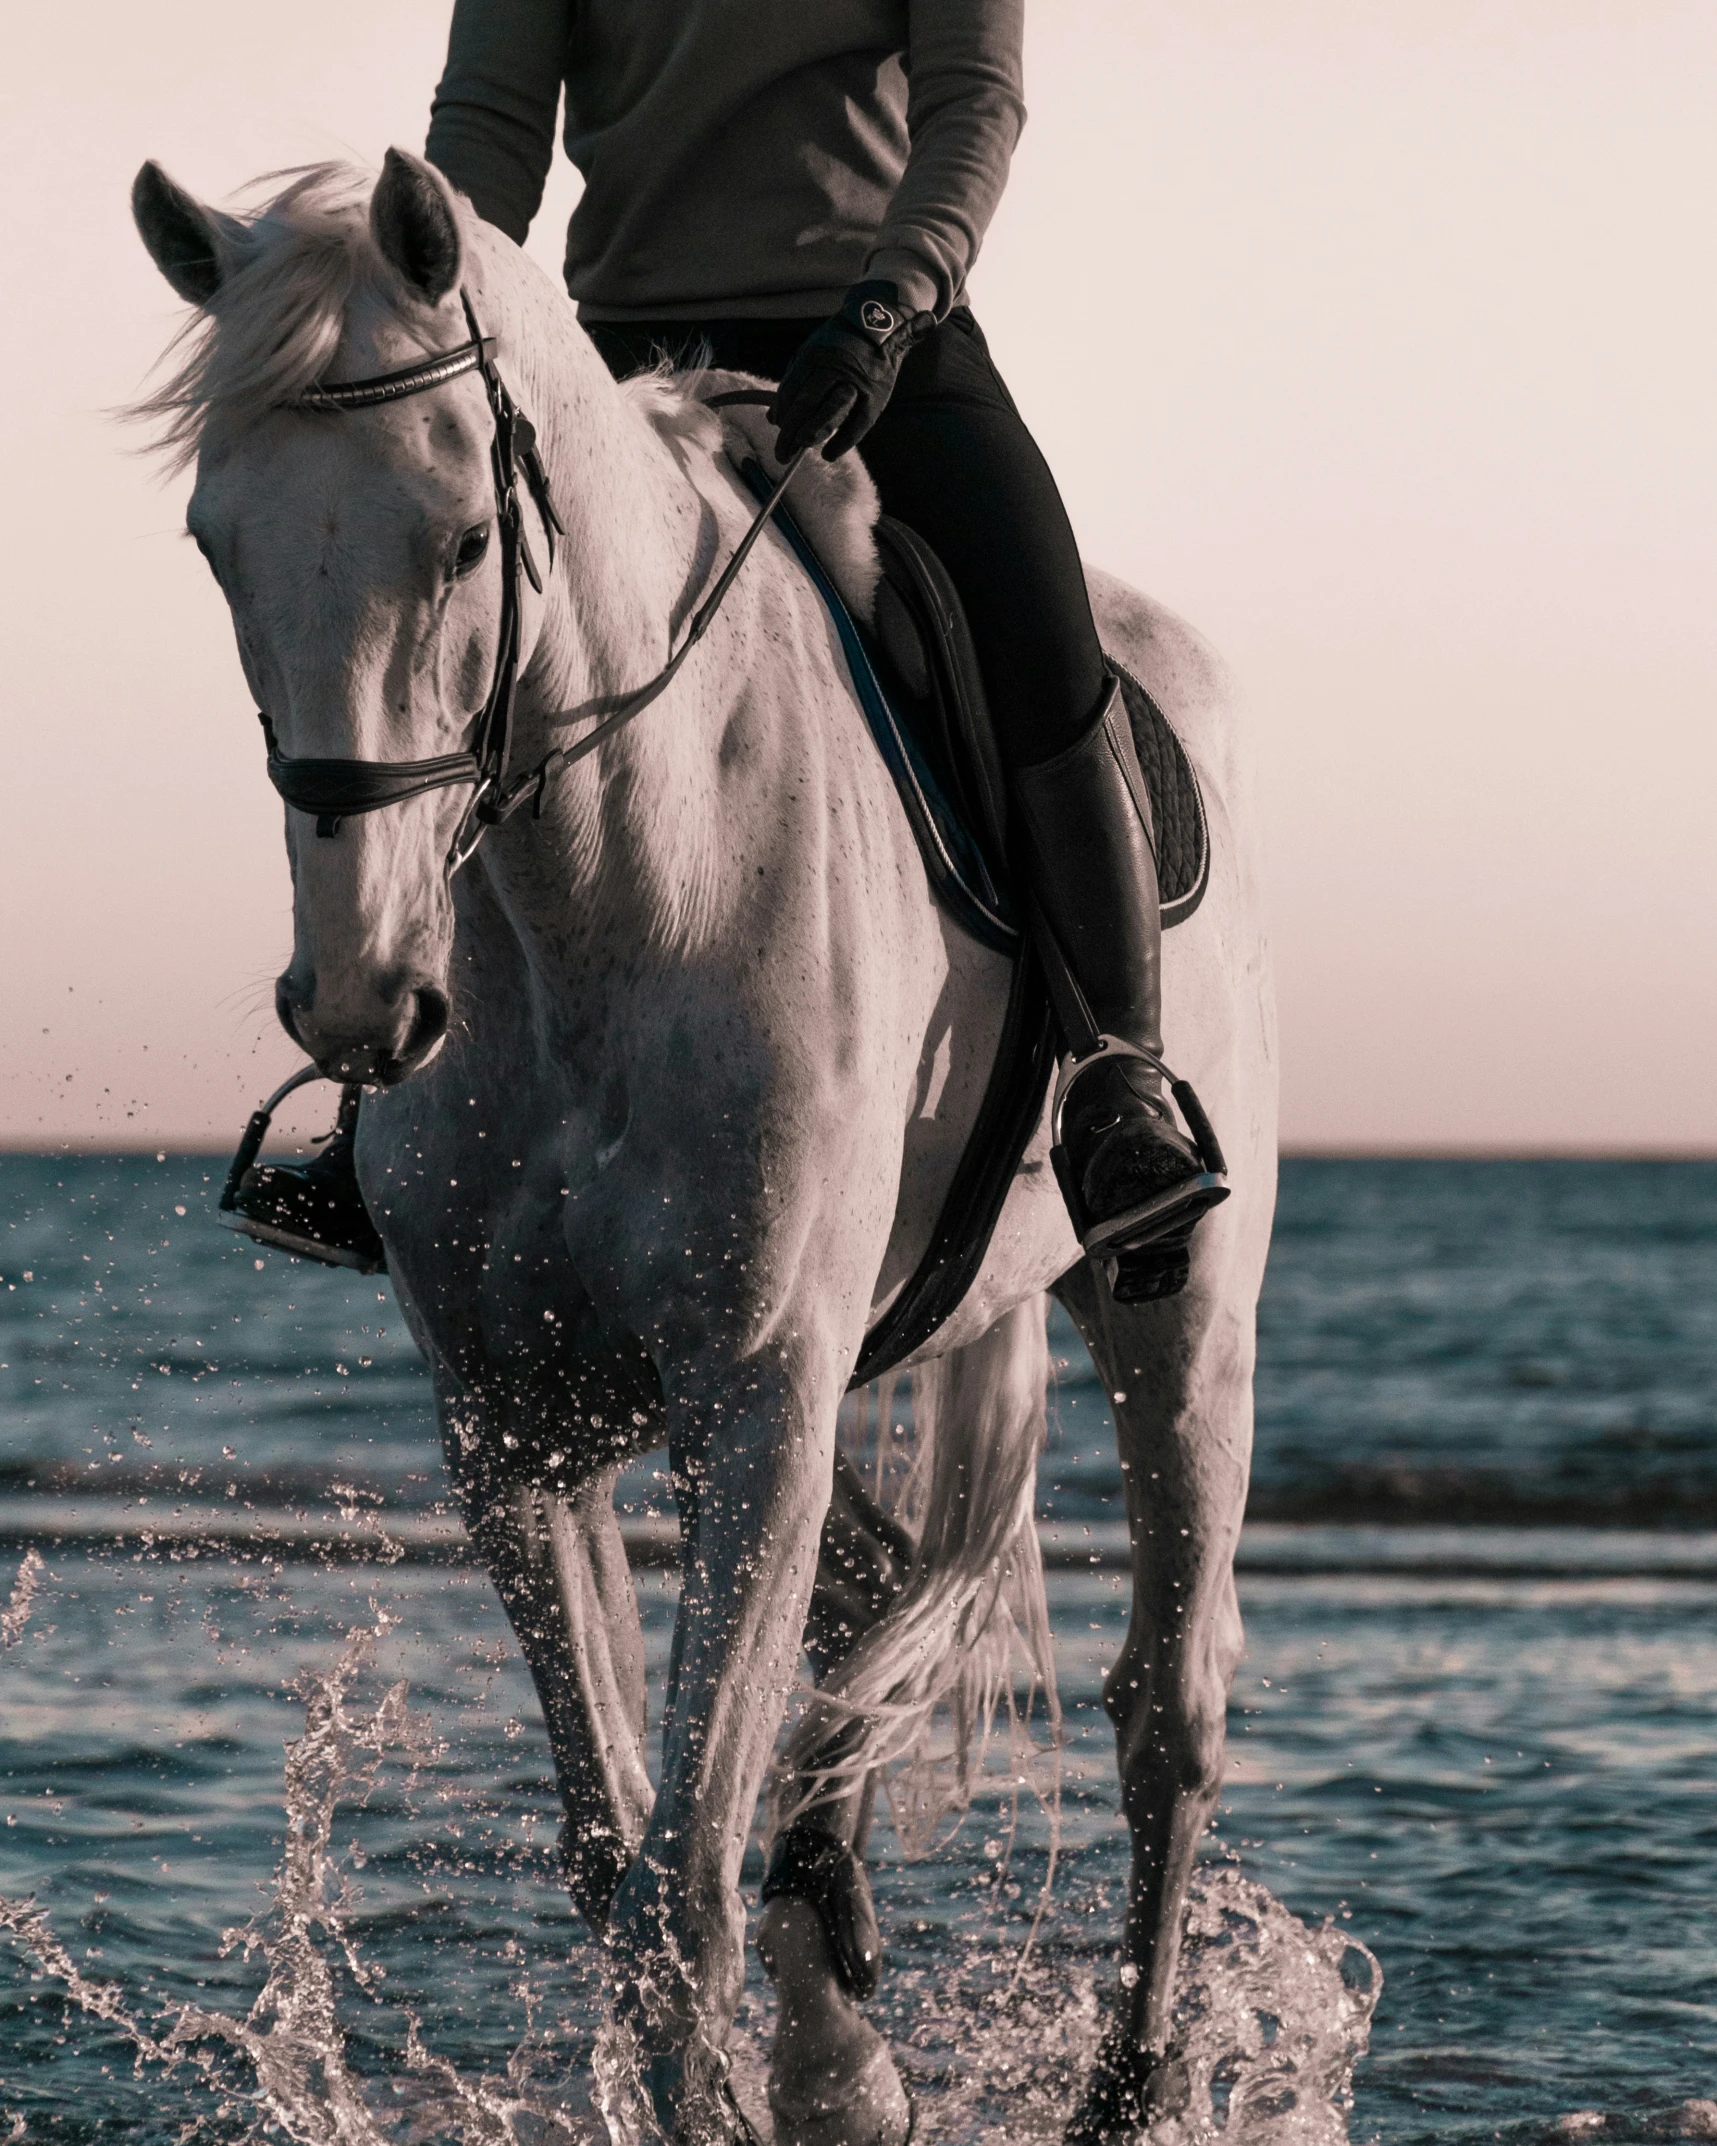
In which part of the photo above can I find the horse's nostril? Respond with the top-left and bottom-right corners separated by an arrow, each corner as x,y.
275,979 -> 309,1049
405,985 -> 450,1063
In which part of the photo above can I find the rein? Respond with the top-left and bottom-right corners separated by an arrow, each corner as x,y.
260,294 -> 806,874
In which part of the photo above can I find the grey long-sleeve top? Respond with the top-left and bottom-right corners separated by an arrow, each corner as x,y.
425,0 -> 1025,321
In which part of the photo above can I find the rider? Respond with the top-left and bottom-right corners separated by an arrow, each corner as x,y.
230,0 -> 1226,1301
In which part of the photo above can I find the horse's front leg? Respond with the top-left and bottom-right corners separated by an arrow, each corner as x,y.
447,1397 -> 655,1929
1053,1255 -> 1253,2143
605,1334 -> 847,2141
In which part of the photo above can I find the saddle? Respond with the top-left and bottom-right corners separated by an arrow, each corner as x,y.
737,463 -> 1213,1387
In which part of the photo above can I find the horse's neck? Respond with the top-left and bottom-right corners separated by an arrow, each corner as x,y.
474,246 -> 752,963
500,276 -> 701,716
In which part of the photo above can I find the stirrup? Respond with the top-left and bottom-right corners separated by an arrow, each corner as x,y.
1049,1037 -> 1229,1261
218,1066 -> 387,1275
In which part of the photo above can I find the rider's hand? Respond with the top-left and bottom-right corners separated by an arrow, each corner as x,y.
768,282 -> 936,461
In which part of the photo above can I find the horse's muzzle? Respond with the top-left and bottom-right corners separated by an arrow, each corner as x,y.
277,977 -> 450,1086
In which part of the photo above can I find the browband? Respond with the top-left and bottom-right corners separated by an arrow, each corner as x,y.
293,339 -> 488,413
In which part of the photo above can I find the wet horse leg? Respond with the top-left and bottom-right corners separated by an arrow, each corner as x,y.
1052,1255 -> 1253,2140
458,1453 -> 655,1930
456,1416 -> 917,1959
762,1291 -> 1052,2146
761,1450 -> 914,2146
603,1339 -> 853,2142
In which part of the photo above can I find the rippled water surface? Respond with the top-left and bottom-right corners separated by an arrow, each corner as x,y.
1,1158 -> 1715,2141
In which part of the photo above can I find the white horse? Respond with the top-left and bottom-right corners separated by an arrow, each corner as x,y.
132,150 -> 1277,2146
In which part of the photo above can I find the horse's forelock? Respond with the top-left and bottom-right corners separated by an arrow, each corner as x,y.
128,162 -> 442,472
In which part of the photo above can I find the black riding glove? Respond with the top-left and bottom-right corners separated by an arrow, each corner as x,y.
768,281 -> 936,461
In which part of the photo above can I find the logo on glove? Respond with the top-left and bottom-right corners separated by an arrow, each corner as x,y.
857,298 -> 898,339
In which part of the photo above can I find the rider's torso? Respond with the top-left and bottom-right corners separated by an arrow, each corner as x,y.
426,0 -> 1024,321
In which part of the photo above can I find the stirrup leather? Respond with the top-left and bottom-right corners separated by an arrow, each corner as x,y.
1049,1036 -> 1229,1260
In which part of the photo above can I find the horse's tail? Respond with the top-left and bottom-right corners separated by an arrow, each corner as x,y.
773,1294 -> 1061,1857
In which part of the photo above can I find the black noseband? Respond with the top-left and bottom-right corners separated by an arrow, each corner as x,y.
261,716 -> 483,840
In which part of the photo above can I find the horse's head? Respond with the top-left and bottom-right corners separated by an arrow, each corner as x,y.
132,152 -> 552,1084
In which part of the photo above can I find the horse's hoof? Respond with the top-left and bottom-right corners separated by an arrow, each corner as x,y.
1064,2032 -> 1191,2145
769,2043 -> 912,2146
630,2044 -> 764,2146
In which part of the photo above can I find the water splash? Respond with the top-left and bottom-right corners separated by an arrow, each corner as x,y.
2,1612 -> 1377,2145
0,1614 -> 592,2144
0,1550 -> 43,1648
0,1890 -> 177,2065
871,1865 -> 1379,2145
590,2017 -> 650,2146
162,1614 -> 435,2140
1158,1867 -> 1381,2146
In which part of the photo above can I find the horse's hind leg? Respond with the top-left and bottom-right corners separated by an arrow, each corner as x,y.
1052,1253 -> 1255,2140
460,1457 -> 655,1930
761,1449 -> 913,2146
764,1302 -> 1052,2146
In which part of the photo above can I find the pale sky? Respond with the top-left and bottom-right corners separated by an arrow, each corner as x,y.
3,0 -> 1713,1153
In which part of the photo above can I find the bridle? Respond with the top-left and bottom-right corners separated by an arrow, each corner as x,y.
260,292 -> 807,876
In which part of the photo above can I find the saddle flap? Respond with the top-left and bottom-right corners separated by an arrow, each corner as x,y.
871,517 -> 1012,869
869,521 -> 1211,934
1111,662 -> 1211,929
734,459 -> 1210,943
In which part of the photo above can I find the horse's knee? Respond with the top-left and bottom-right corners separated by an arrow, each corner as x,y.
1106,1669 -> 1229,1809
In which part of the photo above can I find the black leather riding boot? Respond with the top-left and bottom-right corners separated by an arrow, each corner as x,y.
220,1083 -> 386,1274
1011,678 -> 1228,1300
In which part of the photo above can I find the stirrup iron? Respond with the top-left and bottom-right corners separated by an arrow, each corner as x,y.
218,1065 -> 386,1274
1049,1036 -> 1229,1261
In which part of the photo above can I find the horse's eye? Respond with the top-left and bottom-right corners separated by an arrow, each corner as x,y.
454,523 -> 491,575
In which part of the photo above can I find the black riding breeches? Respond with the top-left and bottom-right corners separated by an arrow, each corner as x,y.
585,310 -> 1110,768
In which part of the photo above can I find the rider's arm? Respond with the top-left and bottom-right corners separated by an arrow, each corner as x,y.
425,0 -> 571,243
866,0 -> 1027,320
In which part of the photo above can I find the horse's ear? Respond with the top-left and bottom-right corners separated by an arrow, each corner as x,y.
371,149 -> 464,305
132,162 -> 244,306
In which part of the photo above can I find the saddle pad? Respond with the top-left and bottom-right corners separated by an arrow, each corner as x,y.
1113,661 -> 1211,929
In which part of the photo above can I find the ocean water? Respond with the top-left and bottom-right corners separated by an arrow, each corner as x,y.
1,1157 -> 1715,2142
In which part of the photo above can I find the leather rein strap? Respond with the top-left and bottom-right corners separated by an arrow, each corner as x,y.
259,295 -> 804,874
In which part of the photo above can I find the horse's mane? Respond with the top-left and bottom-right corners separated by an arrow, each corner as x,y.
130,162 -> 442,473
